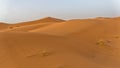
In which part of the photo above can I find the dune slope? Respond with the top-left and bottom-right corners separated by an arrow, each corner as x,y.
0,32 -> 104,68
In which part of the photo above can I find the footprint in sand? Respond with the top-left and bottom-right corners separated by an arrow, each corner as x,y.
96,39 -> 112,46
114,35 -> 119,39
25,49 -> 52,58
9,27 -> 14,29
40,50 -> 52,57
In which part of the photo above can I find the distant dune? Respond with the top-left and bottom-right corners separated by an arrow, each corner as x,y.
0,17 -> 120,68
11,17 -> 65,26
0,17 -> 65,32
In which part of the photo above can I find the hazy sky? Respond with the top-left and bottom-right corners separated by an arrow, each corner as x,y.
0,0 -> 120,23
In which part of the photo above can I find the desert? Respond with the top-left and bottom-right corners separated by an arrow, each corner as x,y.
0,17 -> 120,68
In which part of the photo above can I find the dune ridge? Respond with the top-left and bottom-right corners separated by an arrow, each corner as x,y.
11,17 -> 65,26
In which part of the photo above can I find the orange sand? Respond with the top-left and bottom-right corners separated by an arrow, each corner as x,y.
0,17 -> 120,68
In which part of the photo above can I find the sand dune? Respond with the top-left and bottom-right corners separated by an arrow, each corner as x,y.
0,17 -> 120,68
29,19 -> 109,35
29,17 -> 120,62
29,19 -> 96,35
11,17 -> 65,27
1,17 -> 65,32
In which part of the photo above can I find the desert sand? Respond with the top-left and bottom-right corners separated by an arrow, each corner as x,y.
0,23 -> 10,30
0,17 -> 120,68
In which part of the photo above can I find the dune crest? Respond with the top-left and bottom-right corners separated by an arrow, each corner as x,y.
12,17 -> 65,26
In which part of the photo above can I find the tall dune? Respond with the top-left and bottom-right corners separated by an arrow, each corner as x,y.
11,17 -> 65,27
1,17 -> 65,32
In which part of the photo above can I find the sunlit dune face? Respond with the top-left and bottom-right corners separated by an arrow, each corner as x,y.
0,0 -> 9,20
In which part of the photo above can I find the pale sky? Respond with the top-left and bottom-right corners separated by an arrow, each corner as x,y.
0,0 -> 120,23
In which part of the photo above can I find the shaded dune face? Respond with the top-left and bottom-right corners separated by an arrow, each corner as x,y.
0,17 -> 120,68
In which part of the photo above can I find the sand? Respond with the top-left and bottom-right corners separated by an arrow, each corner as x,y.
0,17 -> 120,68
0,23 -> 10,30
